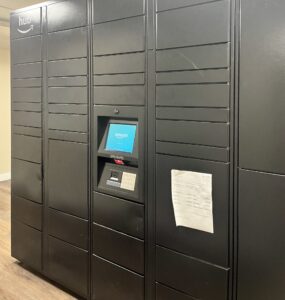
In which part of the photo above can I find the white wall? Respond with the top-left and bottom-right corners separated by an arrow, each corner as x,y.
0,46 -> 11,181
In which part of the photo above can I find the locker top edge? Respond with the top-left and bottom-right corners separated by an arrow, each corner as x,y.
10,0 -> 56,15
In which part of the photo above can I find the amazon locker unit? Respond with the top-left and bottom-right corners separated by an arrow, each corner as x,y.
10,0 -> 285,300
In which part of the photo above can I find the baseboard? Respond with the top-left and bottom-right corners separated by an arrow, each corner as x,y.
0,172 -> 11,182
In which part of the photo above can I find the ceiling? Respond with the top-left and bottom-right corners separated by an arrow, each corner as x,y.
0,0 -> 43,49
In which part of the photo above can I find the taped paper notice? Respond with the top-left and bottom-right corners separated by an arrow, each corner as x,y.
171,169 -> 214,233
121,172 -> 136,191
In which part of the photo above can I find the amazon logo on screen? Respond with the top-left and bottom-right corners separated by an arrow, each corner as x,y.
17,15 -> 34,34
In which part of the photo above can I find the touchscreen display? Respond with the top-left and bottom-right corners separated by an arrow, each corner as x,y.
105,123 -> 137,153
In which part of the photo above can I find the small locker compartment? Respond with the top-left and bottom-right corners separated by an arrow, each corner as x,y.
48,140 -> 88,219
12,87 -> 41,103
12,196 -> 42,230
12,62 -> 42,79
48,113 -> 87,133
12,135 -> 41,163
12,78 -> 41,88
12,111 -> 41,128
156,84 -> 230,108
156,69 -> 229,85
47,0 -> 87,33
48,58 -> 87,77
92,255 -> 144,300
11,35 -> 42,64
48,76 -> 87,87
48,86 -> 87,104
47,130 -> 87,144
47,236 -> 88,298
12,158 -> 42,204
156,246 -> 229,300
93,0 -> 144,24
156,0 -> 230,50
94,73 -> 144,86
48,104 -> 87,115
93,16 -> 145,56
93,192 -> 144,239
48,208 -> 88,250
94,52 -> 145,75
94,86 -> 145,106
11,221 -> 42,271
156,119 -> 229,148
156,140 -> 229,163
156,43 -> 229,72
93,223 -> 144,274
12,102 -> 42,113
47,27 -> 87,61
12,126 -> 41,137
156,0 -> 216,12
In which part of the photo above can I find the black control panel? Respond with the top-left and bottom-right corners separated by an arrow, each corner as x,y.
97,118 -> 140,200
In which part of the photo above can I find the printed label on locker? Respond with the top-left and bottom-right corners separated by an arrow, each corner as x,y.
121,172 -> 136,191
171,169 -> 214,234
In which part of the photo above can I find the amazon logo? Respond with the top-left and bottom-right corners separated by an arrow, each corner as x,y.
17,16 -> 34,34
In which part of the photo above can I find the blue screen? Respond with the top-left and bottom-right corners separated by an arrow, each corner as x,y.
105,123 -> 137,153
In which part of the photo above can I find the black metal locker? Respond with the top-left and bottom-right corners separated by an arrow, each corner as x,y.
10,0 -> 285,299
11,5 -> 43,273
45,0 -> 89,297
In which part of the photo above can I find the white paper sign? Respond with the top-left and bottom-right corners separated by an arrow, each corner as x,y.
171,169 -> 214,233
121,172 -> 136,191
